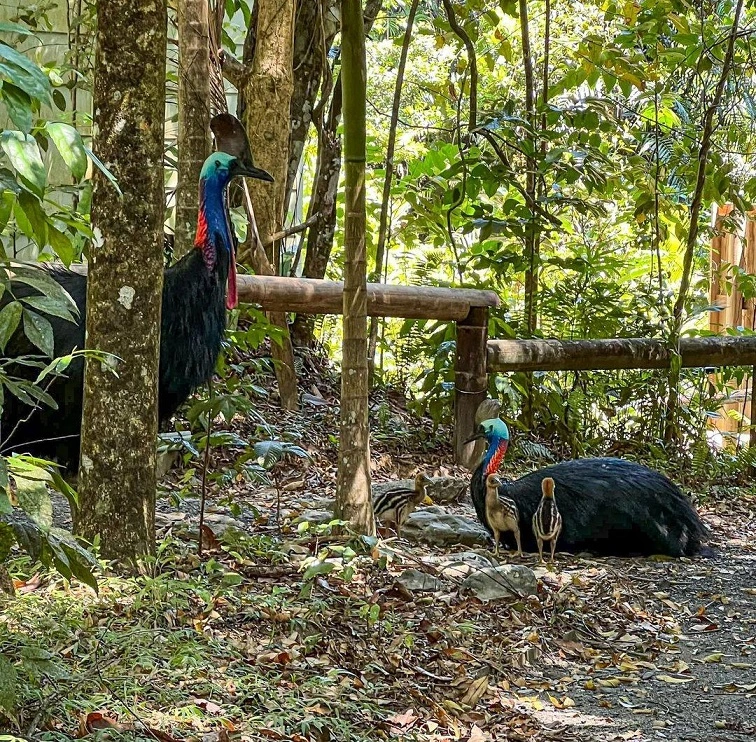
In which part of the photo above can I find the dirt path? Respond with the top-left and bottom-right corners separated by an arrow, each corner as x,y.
527,498 -> 756,742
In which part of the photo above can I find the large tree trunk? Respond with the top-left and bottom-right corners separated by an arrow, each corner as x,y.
241,0 -> 295,271
238,0 -> 299,411
334,0 -> 373,535
75,0 -> 167,561
174,0 -> 211,258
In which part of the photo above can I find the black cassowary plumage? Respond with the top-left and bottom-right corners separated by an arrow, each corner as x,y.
1,246 -> 229,470
0,114 -> 271,472
471,458 -> 708,557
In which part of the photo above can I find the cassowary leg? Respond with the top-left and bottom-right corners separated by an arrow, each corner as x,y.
536,537 -> 544,563
492,527 -> 500,557
549,538 -> 557,563
514,528 -> 522,557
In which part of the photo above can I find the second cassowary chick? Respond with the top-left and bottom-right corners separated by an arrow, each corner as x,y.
532,476 -> 563,563
485,473 -> 522,557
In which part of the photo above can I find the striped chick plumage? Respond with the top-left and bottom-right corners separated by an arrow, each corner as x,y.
532,476 -> 563,563
485,474 -> 522,557
373,473 -> 432,533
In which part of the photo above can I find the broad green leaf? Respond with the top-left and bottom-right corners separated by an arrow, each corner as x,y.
46,123 -> 87,181
302,560 -> 336,580
0,22 -> 35,36
17,189 -> 47,247
0,131 -> 45,196
1,83 -> 32,133
12,197 -> 35,240
22,308 -> 55,357
0,168 -> 20,195
11,268 -> 78,312
47,223 -> 75,265
0,653 -> 18,713
60,540 -> 98,592
20,294 -> 75,322
0,300 -> 22,351
0,41 -> 51,102
0,191 -> 14,232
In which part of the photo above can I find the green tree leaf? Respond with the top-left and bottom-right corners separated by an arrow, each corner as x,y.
22,308 -> 55,357
46,123 -> 87,181
0,300 -> 22,351
0,40 -> 51,102
0,131 -> 45,196
1,83 -> 33,133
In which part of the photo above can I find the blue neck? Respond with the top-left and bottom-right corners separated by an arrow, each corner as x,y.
197,176 -> 233,252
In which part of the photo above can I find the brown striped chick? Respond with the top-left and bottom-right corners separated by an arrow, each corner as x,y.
485,473 -> 522,557
373,473 -> 433,534
532,476 -> 563,563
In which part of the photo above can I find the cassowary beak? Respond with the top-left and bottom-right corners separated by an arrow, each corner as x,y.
464,428 -> 486,445
237,162 -> 274,182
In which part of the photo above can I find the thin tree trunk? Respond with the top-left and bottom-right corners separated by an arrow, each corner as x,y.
367,0 -> 420,382
440,0 -> 477,132
286,0 -> 340,207
76,0 -> 167,561
335,0 -> 373,536
289,0 -> 383,348
174,0 -> 211,258
519,0 -> 538,336
238,0 -> 299,410
664,0 -> 744,444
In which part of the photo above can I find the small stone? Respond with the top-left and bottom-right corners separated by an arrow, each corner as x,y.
462,564 -> 537,602
396,568 -> 444,593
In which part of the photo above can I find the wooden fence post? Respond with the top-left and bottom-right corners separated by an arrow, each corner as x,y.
454,306 -> 489,468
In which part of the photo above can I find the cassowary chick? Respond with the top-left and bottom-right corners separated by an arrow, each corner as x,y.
485,474 -> 522,557
532,476 -> 563,563
373,473 -> 433,534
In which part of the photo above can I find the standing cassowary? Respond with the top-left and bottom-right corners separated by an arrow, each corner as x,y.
468,418 -> 709,557
1,128 -> 272,471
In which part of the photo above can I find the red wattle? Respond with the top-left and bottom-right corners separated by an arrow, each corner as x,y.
484,440 -> 508,476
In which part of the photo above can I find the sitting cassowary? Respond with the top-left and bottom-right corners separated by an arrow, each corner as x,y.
469,418 -> 709,557
1,117 -> 272,471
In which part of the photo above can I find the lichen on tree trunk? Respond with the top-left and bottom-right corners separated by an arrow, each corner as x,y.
175,0 -> 211,258
75,0 -> 167,562
334,0 -> 374,536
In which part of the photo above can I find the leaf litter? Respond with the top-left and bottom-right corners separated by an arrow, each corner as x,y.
4,385 -> 756,742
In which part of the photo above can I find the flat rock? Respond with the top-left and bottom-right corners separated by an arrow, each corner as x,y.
424,551 -> 498,580
396,568 -> 444,593
462,564 -> 537,601
402,506 -> 490,547
293,509 -> 334,526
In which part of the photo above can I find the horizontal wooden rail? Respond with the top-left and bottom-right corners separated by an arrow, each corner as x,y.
487,337 -> 756,372
236,275 -> 499,321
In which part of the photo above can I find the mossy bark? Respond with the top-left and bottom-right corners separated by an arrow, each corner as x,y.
175,0 -> 211,258
75,0 -> 167,562
334,0 -> 374,536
